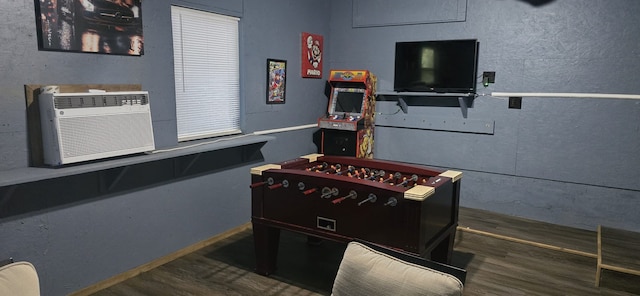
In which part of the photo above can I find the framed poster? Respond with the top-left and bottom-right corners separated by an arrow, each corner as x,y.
36,0 -> 144,55
301,32 -> 323,78
267,59 -> 287,104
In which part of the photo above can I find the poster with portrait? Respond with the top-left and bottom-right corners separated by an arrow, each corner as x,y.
301,32 -> 323,78
267,59 -> 287,104
36,0 -> 144,56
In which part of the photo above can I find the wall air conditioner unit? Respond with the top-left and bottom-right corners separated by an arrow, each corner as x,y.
38,89 -> 155,166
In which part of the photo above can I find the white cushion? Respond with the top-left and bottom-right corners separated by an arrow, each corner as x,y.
0,261 -> 40,296
332,242 -> 463,296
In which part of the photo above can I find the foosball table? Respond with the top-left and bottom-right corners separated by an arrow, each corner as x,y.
250,154 -> 462,275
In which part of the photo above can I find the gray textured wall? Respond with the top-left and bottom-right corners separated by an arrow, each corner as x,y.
329,0 -> 640,231
0,0 -> 327,295
2,0 -> 639,294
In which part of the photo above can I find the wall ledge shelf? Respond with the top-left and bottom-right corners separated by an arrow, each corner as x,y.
377,91 -> 476,97
0,134 -> 274,188
376,92 -> 476,118
0,134 -> 274,219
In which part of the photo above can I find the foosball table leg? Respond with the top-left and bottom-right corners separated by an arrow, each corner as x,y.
252,223 -> 280,275
430,229 -> 456,265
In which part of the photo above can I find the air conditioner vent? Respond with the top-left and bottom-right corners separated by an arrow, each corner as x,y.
54,93 -> 149,109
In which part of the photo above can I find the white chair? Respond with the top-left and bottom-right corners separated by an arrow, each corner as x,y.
0,260 -> 40,296
332,241 -> 465,296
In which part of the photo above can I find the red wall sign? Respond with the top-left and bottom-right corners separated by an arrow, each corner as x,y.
301,32 -> 323,78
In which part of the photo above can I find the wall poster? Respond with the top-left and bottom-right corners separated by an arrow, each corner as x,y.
267,59 -> 287,104
301,32 -> 323,78
36,0 -> 144,56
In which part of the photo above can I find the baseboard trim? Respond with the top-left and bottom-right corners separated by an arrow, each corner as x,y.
70,222 -> 252,296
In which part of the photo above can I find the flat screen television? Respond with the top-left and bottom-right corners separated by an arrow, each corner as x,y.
329,88 -> 366,117
394,39 -> 479,94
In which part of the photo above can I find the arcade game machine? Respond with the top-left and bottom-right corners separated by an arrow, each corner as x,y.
317,70 -> 377,158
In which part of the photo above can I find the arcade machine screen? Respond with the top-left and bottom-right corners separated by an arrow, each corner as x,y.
330,88 -> 366,117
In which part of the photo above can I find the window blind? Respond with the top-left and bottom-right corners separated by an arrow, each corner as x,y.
171,6 -> 240,141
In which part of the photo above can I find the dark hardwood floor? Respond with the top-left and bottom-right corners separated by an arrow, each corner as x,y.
91,208 -> 640,296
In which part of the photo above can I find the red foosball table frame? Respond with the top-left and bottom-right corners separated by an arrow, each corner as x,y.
250,154 -> 462,275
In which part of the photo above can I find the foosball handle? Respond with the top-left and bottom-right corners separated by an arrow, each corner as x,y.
357,193 -> 377,206
250,177 -> 274,188
303,188 -> 318,195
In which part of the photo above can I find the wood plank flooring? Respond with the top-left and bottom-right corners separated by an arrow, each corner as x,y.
90,208 -> 640,295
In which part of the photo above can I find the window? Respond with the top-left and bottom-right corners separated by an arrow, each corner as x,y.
171,6 -> 240,141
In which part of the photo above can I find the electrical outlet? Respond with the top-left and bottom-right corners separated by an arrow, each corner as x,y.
508,97 -> 522,109
483,71 -> 496,83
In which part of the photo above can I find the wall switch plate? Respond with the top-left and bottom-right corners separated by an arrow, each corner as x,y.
509,97 -> 522,109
